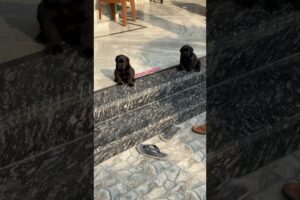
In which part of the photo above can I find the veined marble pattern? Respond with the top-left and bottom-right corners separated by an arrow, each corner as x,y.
94,0 -> 206,90
94,113 -> 206,200
212,150 -> 300,200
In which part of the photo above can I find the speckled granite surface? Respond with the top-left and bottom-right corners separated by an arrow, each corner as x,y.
207,53 -> 300,196
94,58 -> 206,165
0,136 -> 93,200
0,48 -> 93,199
207,0 -> 300,86
207,0 -> 300,195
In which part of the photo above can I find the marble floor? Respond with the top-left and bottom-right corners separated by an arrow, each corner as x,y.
94,113 -> 206,200
214,150 -> 300,200
0,0 -> 44,64
94,0 -> 206,90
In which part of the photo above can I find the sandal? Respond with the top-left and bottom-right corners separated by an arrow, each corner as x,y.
159,125 -> 180,141
192,125 -> 207,134
136,144 -> 167,160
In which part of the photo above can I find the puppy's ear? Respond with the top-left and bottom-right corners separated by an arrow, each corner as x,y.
115,55 -> 120,63
126,56 -> 130,62
180,46 -> 184,52
189,46 -> 194,52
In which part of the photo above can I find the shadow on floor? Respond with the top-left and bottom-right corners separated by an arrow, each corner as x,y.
0,1 -> 40,40
100,68 -> 115,81
172,1 -> 206,16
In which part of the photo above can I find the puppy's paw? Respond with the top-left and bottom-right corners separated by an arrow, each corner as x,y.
117,82 -> 123,85
82,47 -> 93,59
186,68 -> 192,72
48,44 -> 63,55
128,83 -> 134,87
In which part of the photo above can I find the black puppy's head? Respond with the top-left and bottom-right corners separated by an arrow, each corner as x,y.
115,55 -> 130,70
180,45 -> 194,58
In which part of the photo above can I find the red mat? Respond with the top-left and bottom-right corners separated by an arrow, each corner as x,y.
134,67 -> 162,79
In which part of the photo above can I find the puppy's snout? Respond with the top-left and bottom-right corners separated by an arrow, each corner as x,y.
182,50 -> 190,57
117,61 -> 126,70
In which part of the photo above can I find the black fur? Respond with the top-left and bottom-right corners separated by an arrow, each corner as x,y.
178,45 -> 201,72
234,0 -> 300,11
114,55 -> 135,87
36,0 -> 93,58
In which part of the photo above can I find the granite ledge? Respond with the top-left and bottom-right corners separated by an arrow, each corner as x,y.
94,104 -> 205,165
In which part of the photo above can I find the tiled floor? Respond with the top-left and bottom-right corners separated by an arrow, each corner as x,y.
94,113 -> 206,200
215,150 -> 300,200
0,0 -> 44,64
94,0 -> 206,90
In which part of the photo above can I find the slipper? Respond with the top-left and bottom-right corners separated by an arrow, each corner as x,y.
159,125 -> 180,141
136,144 -> 167,160
192,125 -> 207,134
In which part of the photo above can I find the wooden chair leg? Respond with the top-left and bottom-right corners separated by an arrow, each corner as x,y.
130,0 -> 137,21
121,0 -> 127,26
110,3 -> 116,21
161,0 -> 163,3
98,0 -> 102,19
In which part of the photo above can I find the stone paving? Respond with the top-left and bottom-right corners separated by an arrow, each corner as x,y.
94,113 -> 206,200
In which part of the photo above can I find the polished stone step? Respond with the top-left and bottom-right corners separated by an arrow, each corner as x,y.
95,98 -> 204,165
207,53 -> 300,196
94,58 -> 205,124
207,0 -> 300,86
94,62 -> 206,164
0,48 -> 93,168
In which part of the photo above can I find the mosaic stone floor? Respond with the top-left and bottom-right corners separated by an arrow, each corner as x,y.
94,113 -> 206,200
94,0 -> 206,90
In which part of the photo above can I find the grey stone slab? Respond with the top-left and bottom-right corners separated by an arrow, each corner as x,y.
207,121 -> 300,197
207,54 -> 300,153
0,97 -> 93,168
0,48 -> 93,123
95,84 -> 205,148
0,135 -> 93,200
94,66 -> 205,124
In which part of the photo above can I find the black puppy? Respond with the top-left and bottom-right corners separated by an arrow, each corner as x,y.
114,55 -> 135,87
36,0 -> 93,58
178,45 -> 200,72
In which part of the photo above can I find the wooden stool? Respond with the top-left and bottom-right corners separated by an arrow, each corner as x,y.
98,0 -> 137,27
